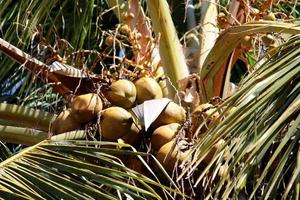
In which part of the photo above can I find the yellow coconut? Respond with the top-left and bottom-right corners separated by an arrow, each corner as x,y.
105,36 -> 114,46
156,139 -> 189,173
203,139 -> 225,164
151,123 -> 181,151
241,36 -> 253,49
217,12 -> 228,29
122,122 -> 142,146
106,79 -> 136,108
191,103 -> 219,133
100,106 -> 133,141
192,103 -> 214,114
71,93 -> 102,123
152,102 -> 186,128
119,24 -> 131,36
51,109 -> 81,134
263,12 -> 276,21
135,77 -> 163,104
262,34 -> 275,46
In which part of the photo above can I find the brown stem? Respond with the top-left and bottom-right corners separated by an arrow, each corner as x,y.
0,38 -> 73,99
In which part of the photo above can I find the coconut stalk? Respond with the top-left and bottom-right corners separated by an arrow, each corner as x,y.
197,0 -> 219,70
0,103 -> 55,131
0,125 -> 49,146
0,38 -> 73,99
147,0 -> 189,95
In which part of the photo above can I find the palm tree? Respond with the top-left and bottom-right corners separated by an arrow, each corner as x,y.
0,0 -> 299,199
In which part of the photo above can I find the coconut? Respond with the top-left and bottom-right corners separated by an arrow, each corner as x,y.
119,24 -> 131,36
135,77 -> 163,104
105,36 -> 115,46
122,122 -> 142,146
203,139 -> 225,164
152,102 -> 186,128
126,157 -> 146,175
156,139 -> 189,173
71,93 -> 102,123
225,106 -> 237,117
217,12 -> 228,29
263,12 -> 276,21
262,34 -> 275,46
151,123 -> 181,151
192,103 -> 214,114
51,109 -> 81,134
106,79 -> 136,108
191,103 -> 219,133
100,106 -> 133,141
241,36 -> 253,49
121,111 -> 142,146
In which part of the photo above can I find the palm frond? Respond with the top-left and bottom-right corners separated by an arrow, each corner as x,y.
0,141 -> 12,162
0,103 -> 54,131
0,140 -> 185,199
0,125 -> 48,146
181,36 -> 300,199
201,21 -> 300,100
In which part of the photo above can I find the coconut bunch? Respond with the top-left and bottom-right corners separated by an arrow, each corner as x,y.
49,74 -> 234,176
148,100 -> 187,173
104,75 -> 194,177
177,101 -> 233,170
100,76 -> 167,144
217,10 -> 282,55
149,99 -> 237,175
47,16 -> 191,175
49,74 -> 192,174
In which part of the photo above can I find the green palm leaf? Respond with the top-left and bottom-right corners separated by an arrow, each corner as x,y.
0,140 -> 184,199
0,0 -> 109,107
0,141 -> 12,162
180,36 -> 300,199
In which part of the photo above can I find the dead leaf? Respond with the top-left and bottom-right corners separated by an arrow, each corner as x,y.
50,61 -> 92,78
131,98 -> 171,131
178,74 -> 206,108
